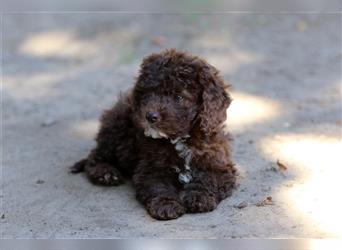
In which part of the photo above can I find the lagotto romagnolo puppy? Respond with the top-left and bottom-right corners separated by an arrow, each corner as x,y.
70,49 -> 237,220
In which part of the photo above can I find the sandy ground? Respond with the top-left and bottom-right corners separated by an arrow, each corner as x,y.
2,13 -> 341,238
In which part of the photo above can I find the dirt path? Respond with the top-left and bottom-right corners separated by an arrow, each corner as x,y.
2,13 -> 341,238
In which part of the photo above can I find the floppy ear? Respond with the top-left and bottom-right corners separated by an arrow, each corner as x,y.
198,66 -> 232,136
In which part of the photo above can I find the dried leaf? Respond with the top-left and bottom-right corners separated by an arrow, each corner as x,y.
151,36 -> 166,46
296,20 -> 308,32
277,159 -> 288,171
256,196 -> 273,207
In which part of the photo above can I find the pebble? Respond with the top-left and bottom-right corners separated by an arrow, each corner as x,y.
41,117 -> 57,127
234,201 -> 248,209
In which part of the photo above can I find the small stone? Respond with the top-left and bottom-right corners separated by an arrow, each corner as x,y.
36,179 -> 45,184
286,183 -> 294,187
41,117 -> 57,127
234,201 -> 248,209
266,166 -> 278,172
1,214 -> 5,219
261,186 -> 272,192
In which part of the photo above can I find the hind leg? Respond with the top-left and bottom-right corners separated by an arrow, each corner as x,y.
70,94 -> 137,186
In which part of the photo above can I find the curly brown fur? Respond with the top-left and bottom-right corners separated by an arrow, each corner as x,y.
70,49 -> 237,220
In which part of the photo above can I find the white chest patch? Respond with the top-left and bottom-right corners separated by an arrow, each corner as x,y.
178,171 -> 192,184
144,127 -> 168,139
171,136 -> 193,184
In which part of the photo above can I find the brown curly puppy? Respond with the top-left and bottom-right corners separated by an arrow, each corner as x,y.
70,49 -> 237,220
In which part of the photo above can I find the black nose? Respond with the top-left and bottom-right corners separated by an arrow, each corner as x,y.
146,111 -> 159,123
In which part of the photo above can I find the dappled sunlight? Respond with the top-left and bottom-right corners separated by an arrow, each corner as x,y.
69,119 -> 99,139
193,32 -> 262,73
310,239 -> 342,250
333,79 -> 342,96
4,72 -> 64,98
206,50 -> 262,74
226,91 -> 280,132
260,134 -> 342,237
19,30 -> 96,58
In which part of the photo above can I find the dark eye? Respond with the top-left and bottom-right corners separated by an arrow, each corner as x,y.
175,95 -> 184,103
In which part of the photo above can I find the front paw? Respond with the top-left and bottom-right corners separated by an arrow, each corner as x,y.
182,190 -> 218,213
87,163 -> 123,186
147,196 -> 185,220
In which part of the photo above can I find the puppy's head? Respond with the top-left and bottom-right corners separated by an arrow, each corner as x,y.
133,49 -> 231,140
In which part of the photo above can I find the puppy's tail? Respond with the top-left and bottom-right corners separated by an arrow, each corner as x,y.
69,158 -> 87,173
